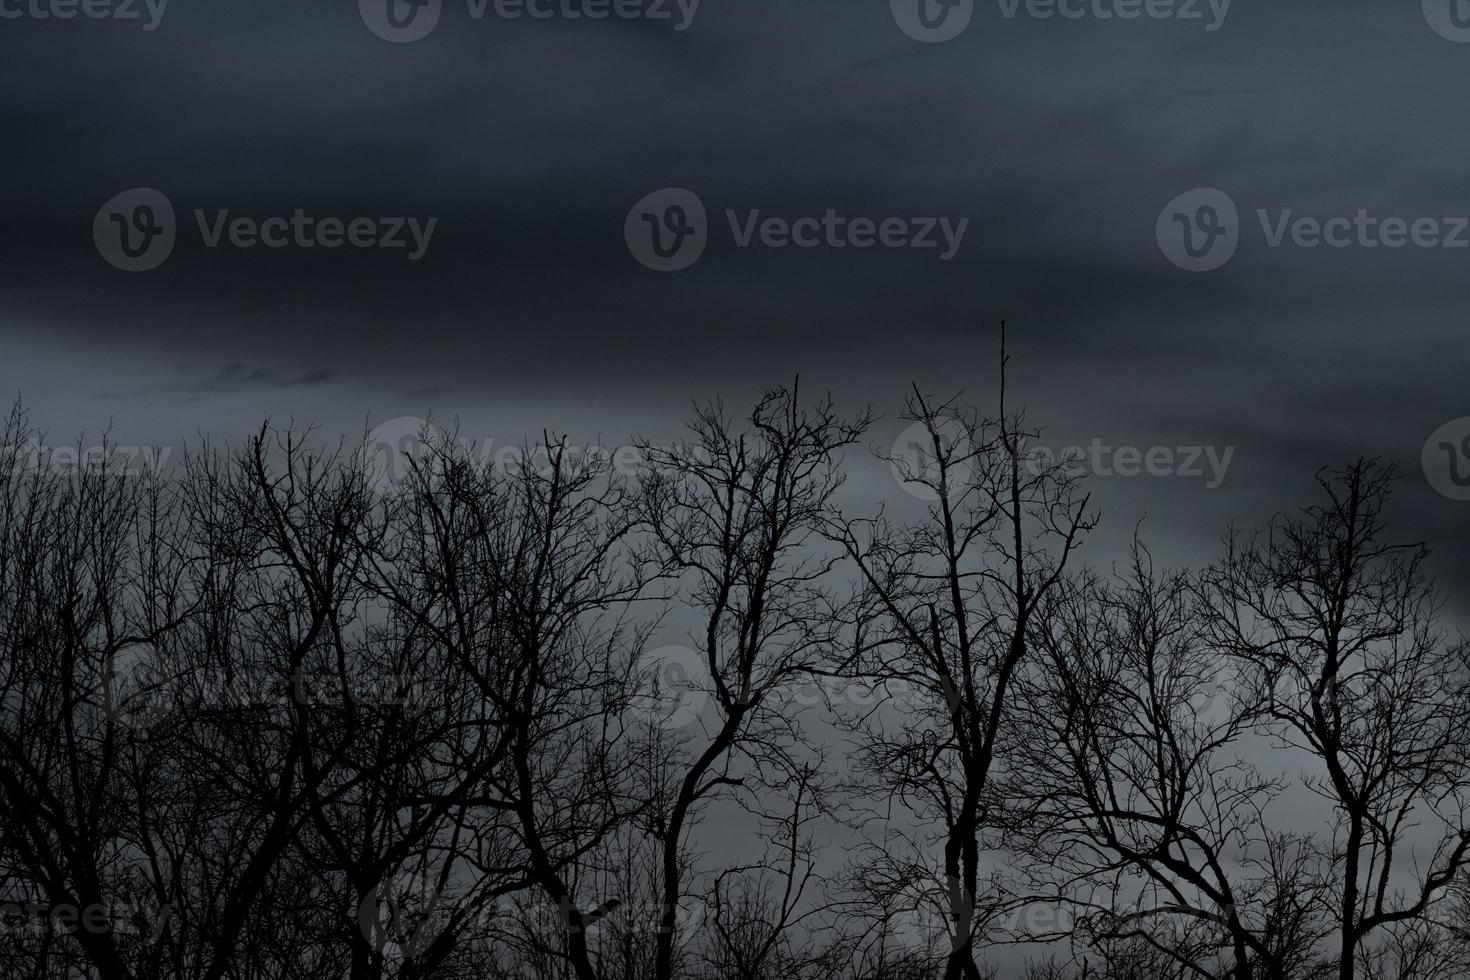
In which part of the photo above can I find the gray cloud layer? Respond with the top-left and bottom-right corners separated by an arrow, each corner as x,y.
0,1 -> 1465,602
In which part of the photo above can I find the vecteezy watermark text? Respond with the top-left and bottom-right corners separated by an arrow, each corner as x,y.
0,899 -> 173,940
889,420 -> 1236,499
1029,439 -> 1235,487
95,188 -> 438,272
890,0 -> 1228,43
625,187 -> 969,272
360,0 -> 698,43
98,650 -> 461,730
1158,187 -> 1470,272
2,440 -> 173,478
994,0 -> 1228,28
363,416 -> 731,492
0,0 -> 168,29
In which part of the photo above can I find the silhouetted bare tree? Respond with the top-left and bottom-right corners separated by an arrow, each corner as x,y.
3,393 -> 1468,980
1007,541 -> 1331,980
632,381 -> 867,980
827,340 -> 1095,980
1200,460 -> 1470,980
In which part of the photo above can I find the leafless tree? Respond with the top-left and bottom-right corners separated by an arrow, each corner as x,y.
698,757 -> 834,980
631,381 -> 868,980
377,429 -> 661,980
5,394 -> 1469,980
1006,541 -> 1333,980
0,408 -> 195,980
827,338 -> 1095,980
0,414 -> 409,980
1199,460 -> 1470,980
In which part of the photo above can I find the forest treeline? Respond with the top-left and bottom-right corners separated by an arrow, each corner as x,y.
0,375 -> 1468,980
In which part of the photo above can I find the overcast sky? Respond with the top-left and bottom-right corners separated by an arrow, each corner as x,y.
3,2 -> 1469,964
4,0 -> 1467,559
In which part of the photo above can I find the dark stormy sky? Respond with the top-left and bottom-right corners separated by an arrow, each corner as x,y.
3,0 -> 1469,966
1,0 -> 1466,614
2,8 -> 1469,622
1,0 -> 1466,642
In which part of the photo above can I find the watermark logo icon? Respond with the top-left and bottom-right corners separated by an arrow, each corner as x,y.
1156,187 -> 1238,271
892,871 -> 958,951
1187,666 -> 1240,729
95,644 -> 175,730
889,417 -> 974,501
1423,417 -> 1470,501
361,0 -> 442,42
628,645 -> 709,730
891,0 -> 973,42
625,188 -> 707,272
357,868 -> 450,965
1424,0 -> 1470,42
362,417 -> 446,494
94,188 -> 176,272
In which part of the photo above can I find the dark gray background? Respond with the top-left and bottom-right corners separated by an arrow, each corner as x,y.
1,6 -> 1467,963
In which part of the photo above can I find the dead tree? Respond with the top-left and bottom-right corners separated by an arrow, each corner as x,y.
1199,460 -> 1470,980
700,757 -> 833,980
1008,541 -> 1331,980
0,416 -> 394,980
0,408 -> 198,980
632,381 -> 868,980
376,430 -> 658,980
827,341 -> 1095,980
